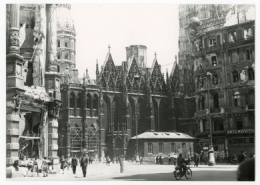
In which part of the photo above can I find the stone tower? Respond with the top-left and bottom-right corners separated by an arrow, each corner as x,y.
126,45 -> 147,68
56,4 -> 76,73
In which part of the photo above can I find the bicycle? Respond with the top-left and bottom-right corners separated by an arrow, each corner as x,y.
173,162 -> 192,180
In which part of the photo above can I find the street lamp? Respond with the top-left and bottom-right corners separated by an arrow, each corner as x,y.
204,73 -> 215,166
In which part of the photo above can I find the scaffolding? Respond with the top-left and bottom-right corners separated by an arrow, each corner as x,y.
69,126 -> 99,158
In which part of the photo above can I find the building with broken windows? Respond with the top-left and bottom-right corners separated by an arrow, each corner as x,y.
178,4 -> 255,159
6,4 -> 63,168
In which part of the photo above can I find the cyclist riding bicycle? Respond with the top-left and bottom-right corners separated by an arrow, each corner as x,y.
177,153 -> 186,176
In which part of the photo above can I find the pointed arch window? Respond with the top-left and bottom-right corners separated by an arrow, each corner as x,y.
248,68 -> 254,80
69,92 -> 75,116
232,70 -> 239,83
76,93 -> 81,117
93,94 -> 98,117
86,94 -> 91,117
70,92 -> 75,108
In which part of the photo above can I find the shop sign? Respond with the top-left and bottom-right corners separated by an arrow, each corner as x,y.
227,129 -> 254,135
203,146 -> 209,150
198,17 -> 226,34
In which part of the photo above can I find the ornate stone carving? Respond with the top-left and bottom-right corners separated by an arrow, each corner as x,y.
13,91 -> 22,114
9,29 -> 20,52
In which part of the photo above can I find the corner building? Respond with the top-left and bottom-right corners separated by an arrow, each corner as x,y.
178,4 -> 255,159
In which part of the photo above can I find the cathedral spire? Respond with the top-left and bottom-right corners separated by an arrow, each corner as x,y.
108,44 -> 111,53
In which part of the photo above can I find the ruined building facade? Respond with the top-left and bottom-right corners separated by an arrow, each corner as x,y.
178,4 -> 255,158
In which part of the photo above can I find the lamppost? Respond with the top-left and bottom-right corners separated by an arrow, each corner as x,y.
135,117 -> 140,162
204,73 -> 215,166
122,123 -> 126,157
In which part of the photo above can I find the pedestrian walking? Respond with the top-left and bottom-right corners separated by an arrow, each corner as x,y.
119,155 -> 124,173
66,155 -> 71,170
60,156 -> 66,174
194,153 -> 199,167
116,156 -> 119,164
80,153 -> 89,177
159,156 -> 163,164
41,157 -> 48,177
106,156 -> 111,166
237,151 -> 246,164
71,155 -> 78,174
156,156 -> 159,164
140,156 -> 143,164
32,157 -> 39,177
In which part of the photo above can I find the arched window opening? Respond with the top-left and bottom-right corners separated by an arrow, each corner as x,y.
93,94 -> 98,117
57,39 -> 60,47
211,56 -> 217,66
248,89 -> 254,109
86,94 -> 91,117
201,96 -> 205,110
212,73 -> 218,86
213,93 -> 219,108
112,99 -> 120,131
248,68 -> 254,80
57,52 -> 61,59
234,91 -> 241,107
65,41 -> 68,48
232,70 -> 239,83
70,93 -> 75,108
65,52 -> 69,60
76,93 -> 81,117
69,92 -> 75,116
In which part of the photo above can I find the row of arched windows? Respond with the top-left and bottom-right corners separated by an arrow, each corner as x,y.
57,51 -> 75,60
232,68 -> 254,83
69,92 -> 98,117
57,39 -> 75,49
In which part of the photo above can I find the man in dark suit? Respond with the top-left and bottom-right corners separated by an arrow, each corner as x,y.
71,155 -> 78,174
80,153 -> 89,177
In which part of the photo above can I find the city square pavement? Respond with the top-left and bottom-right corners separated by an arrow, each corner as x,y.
11,162 -> 239,181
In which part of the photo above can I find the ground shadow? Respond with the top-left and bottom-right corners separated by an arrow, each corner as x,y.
112,170 -> 237,181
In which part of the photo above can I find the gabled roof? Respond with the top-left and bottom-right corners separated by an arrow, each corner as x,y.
102,51 -> 114,68
131,132 -> 194,140
151,57 -> 158,72
170,62 -> 178,77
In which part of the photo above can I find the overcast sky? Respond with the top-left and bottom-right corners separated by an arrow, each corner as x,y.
71,4 -> 179,79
